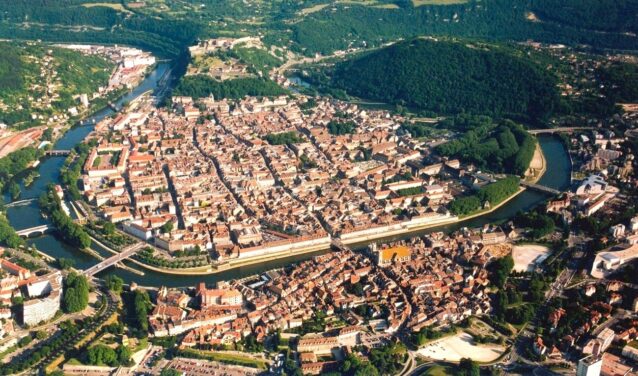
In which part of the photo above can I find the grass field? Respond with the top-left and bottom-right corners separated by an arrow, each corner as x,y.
179,348 -> 268,370
423,365 -> 454,375
300,4 -> 330,15
412,0 -> 468,6
300,0 -> 401,15
81,2 -> 131,12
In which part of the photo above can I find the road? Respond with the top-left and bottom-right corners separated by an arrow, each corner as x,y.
545,268 -> 575,302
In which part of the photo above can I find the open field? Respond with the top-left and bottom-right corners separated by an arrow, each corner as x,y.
512,244 -> 550,272
417,332 -> 506,362
178,348 -> 268,370
300,4 -> 330,15
81,2 -> 131,12
412,0 -> 469,5
301,0 -> 399,14
423,365 -> 454,375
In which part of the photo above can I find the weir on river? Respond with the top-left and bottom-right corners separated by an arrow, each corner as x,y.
3,63 -> 573,288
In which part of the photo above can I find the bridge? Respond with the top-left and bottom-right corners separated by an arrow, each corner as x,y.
16,224 -> 53,237
6,198 -> 38,208
527,127 -> 594,135
45,149 -> 71,156
520,181 -> 561,195
331,238 -> 350,252
83,242 -> 146,277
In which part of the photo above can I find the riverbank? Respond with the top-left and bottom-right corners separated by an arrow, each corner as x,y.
526,141 -> 547,184
90,141 -> 549,276
114,189 -> 527,276
120,241 -> 332,276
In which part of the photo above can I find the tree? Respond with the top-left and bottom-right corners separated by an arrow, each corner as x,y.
8,181 -> 20,201
11,296 -> 23,306
457,358 -> 480,376
160,369 -> 181,376
63,273 -> 89,313
173,76 -> 286,99
57,258 -> 75,270
103,222 -> 116,235
490,255 -> 514,288
160,220 -> 174,234
17,335 -> 32,348
105,275 -> 124,294
87,344 -> 118,366
34,330 -> 47,340
327,120 -> 356,135
264,131 -> 303,145
129,290 -> 152,335
116,345 -> 131,365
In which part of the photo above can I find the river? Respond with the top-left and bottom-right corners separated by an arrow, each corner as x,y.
3,64 -> 572,288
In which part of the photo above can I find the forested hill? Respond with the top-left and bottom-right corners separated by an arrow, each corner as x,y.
288,0 -> 638,55
530,0 -> 638,34
0,1 -> 201,58
329,39 -> 560,121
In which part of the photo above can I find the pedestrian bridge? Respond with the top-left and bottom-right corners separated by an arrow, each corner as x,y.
520,181 -> 561,195
6,198 -> 38,208
16,224 -> 53,237
45,150 -> 71,156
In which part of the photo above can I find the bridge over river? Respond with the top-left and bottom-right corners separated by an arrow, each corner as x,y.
5,198 -> 38,208
16,224 -> 52,237
44,149 -> 71,156
520,181 -> 562,195
527,127 -> 593,135
83,242 -> 146,277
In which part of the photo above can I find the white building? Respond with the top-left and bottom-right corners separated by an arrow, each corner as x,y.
577,355 -> 602,376
611,224 -> 626,238
22,272 -> 62,326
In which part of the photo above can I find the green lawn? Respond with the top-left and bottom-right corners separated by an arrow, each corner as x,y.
178,348 -> 268,370
412,0 -> 468,5
423,364 -> 454,375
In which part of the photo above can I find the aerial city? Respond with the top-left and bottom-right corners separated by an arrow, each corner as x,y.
0,1 -> 638,376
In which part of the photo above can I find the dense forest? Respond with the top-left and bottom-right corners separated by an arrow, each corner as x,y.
530,0 -> 638,33
0,44 -> 25,92
599,62 -> 638,103
437,116 -> 537,175
326,39 -> 560,121
286,0 -> 638,55
173,76 -> 287,100
0,0 -> 635,61
0,147 -> 42,192
449,176 -> 521,216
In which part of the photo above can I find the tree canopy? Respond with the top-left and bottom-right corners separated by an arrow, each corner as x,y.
63,272 -> 90,313
173,76 -> 286,100
437,117 -> 537,175
329,39 -> 560,121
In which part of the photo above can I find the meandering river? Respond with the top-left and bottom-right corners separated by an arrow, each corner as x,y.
3,63 -> 572,288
